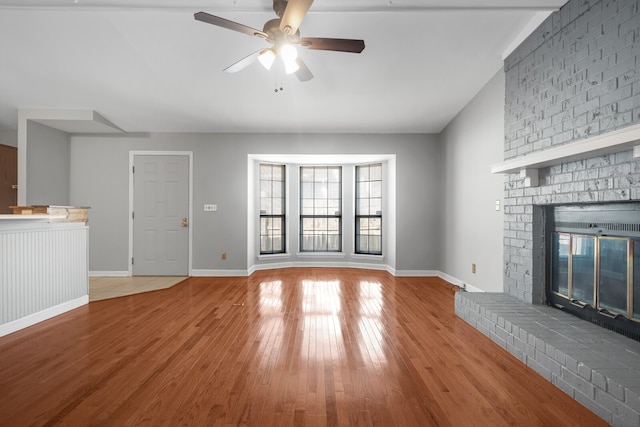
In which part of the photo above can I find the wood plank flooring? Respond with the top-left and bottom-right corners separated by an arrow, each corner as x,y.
0,268 -> 606,426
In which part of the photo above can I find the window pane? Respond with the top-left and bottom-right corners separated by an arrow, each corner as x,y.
314,234 -> 326,251
358,182 -> 369,198
259,164 -> 285,254
327,235 -> 340,251
328,167 -> 340,182
272,182 -> 282,198
328,200 -> 341,215
369,235 -> 381,252
599,238 -> 628,315
260,181 -> 271,198
301,182 -> 313,198
314,199 -> 328,216
370,181 -> 382,198
355,163 -> 382,255
315,217 -> 327,231
328,182 -> 340,199
260,198 -> 272,214
357,199 -> 369,215
358,217 -> 368,233
301,199 -> 314,215
370,198 -> 382,215
272,166 -> 282,181
571,235 -> 595,305
368,218 -> 381,234
313,182 -> 325,199
358,165 -> 369,181
302,235 -> 313,251
301,167 -> 314,181
300,166 -> 342,252
261,236 -> 270,252
302,217 -> 314,231
315,168 -> 327,182
370,164 -> 382,180
272,198 -> 282,215
272,237 -> 282,251
552,233 -> 569,297
260,164 -> 272,180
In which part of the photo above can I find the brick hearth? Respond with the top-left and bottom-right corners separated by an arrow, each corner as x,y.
455,292 -> 640,425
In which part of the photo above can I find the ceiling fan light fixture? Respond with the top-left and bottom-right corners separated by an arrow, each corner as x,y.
279,44 -> 298,62
283,59 -> 300,74
258,49 -> 276,70
279,44 -> 299,74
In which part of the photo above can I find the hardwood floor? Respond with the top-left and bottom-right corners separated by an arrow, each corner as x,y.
0,268 -> 605,426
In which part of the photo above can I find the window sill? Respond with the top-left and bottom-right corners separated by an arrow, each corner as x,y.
351,253 -> 384,261
296,252 -> 346,259
257,253 -> 290,261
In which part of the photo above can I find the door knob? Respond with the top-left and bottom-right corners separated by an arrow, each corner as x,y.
182,217 -> 188,227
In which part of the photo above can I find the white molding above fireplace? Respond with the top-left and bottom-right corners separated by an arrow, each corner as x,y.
491,123 -> 640,184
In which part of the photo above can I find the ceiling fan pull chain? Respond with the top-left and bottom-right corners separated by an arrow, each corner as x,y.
274,72 -> 284,93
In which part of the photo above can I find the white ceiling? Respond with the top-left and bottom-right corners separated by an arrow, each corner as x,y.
0,0 -> 567,134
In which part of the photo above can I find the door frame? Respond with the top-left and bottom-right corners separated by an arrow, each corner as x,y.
128,151 -> 193,276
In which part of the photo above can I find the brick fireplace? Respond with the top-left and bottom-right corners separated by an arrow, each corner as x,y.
455,0 -> 640,425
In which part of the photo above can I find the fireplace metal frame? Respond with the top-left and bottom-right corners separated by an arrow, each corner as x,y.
545,202 -> 640,342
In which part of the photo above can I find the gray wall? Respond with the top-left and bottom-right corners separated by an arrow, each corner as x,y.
441,70 -> 505,292
0,130 -> 17,147
503,0 -> 640,303
70,132 -> 442,274
26,121 -> 70,205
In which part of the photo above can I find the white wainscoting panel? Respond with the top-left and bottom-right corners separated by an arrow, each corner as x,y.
0,222 -> 88,335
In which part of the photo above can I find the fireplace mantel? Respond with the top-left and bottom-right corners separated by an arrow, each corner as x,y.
491,123 -> 640,186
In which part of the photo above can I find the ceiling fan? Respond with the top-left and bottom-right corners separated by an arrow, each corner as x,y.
194,0 -> 365,82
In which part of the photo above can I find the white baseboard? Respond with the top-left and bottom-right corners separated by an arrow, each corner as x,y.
437,272 -> 484,292
195,262 -> 393,277
191,269 -> 250,277
0,295 -> 89,338
89,271 -> 129,277
395,269 -> 440,277
88,266 -> 485,293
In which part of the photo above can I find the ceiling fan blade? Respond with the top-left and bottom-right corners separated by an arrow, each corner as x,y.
195,12 -> 268,39
279,0 -> 314,35
224,50 -> 261,73
299,37 -> 365,53
295,58 -> 313,82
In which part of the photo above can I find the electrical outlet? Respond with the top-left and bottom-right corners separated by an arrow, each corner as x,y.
472,263 -> 477,274
221,251 -> 227,260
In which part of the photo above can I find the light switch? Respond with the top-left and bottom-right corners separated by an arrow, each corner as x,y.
204,204 -> 217,212
495,200 -> 500,211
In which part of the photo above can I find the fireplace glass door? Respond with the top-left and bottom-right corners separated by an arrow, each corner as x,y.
551,233 -> 569,296
572,235 -> 595,306
551,233 -> 638,322
598,237 -> 629,316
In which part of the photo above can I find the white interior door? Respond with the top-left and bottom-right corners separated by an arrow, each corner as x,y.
133,154 -> 189,276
